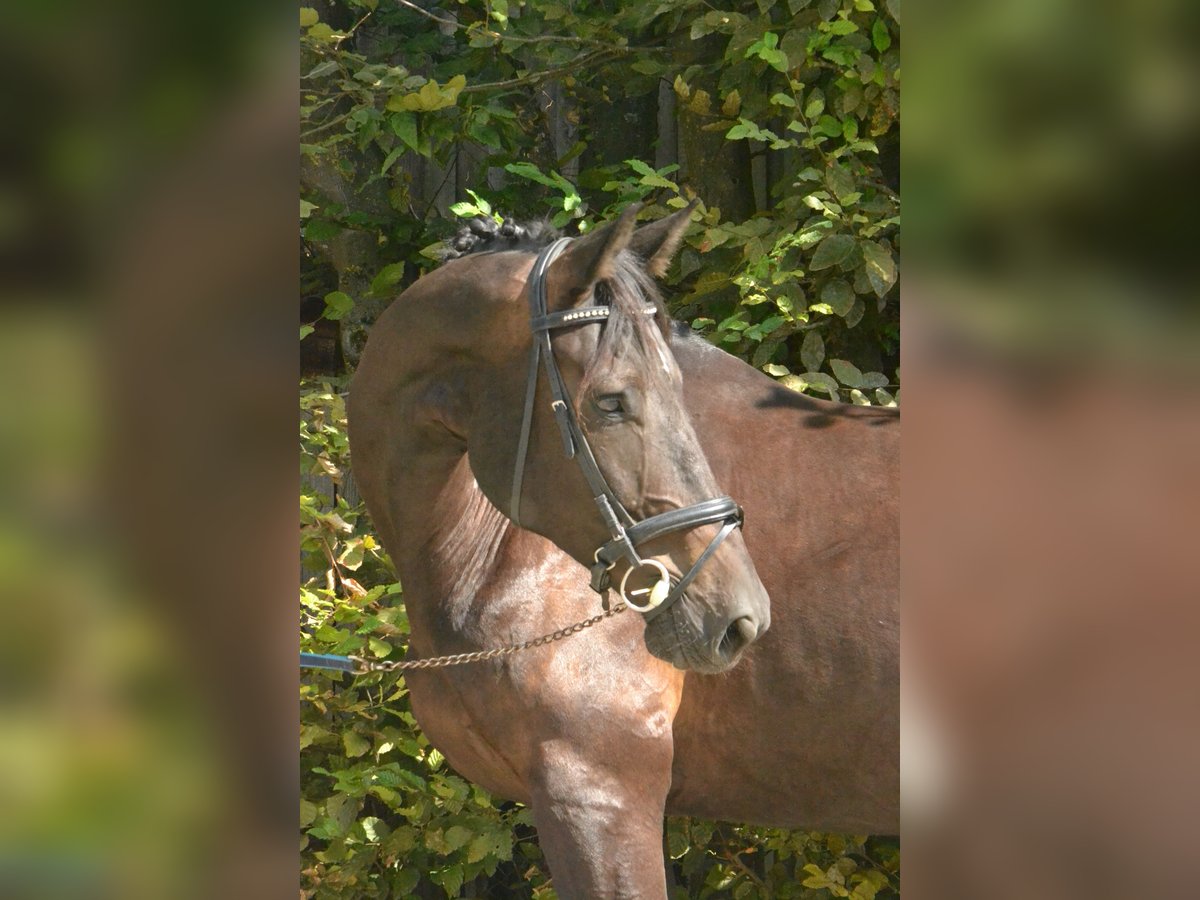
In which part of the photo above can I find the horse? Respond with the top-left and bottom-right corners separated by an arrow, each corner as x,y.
348,205 -> 898,897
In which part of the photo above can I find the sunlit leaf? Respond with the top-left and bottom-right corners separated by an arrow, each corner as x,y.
830,358 -> 866,388
322,291 -> 354,321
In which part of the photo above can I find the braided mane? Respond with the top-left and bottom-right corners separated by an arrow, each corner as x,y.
440,215 -> 560,262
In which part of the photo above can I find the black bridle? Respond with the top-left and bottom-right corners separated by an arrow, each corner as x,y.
510,238 -> 744,618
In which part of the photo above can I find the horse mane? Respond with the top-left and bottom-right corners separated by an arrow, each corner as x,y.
441,215 -> 559,261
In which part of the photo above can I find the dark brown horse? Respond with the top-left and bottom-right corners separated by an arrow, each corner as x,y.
348,207 -> 898,897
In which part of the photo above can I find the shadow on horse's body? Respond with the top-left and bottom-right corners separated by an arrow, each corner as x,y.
349,213 -> 897,898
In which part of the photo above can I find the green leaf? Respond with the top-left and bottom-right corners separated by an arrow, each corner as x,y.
875,388 -> 897,406
763,363 -> 790,376
747,32 -> 790,71
386,75 -> 465,113
804,89 -> 826,119
811,233 -> 856,270
307,22 -> 336,42
322,291 -> 354,321
464,189 -> 492,215
444,825 -> 473,852
300,798 -> 318,827
872,18 -> 892,53
860,239 -> 897,297
504,161 -> 563,190
393,867 -> 420,895
299,7 -> 318,27
718,313 -> 749,331
390,112 -> 419,151
759,314 -> 786,333
631,58 -> 663,75
360,816 -> 384,842
306,59 -> 339,79
844,296 -> 865,328
303,218 -> 341,241
343,730 -> 371,757
370,262 -> 405,295
850,388 -> 870,405
300,324 -> 314,341
465,833 -> 489,864
820,279 -> 855,315
815,114 -> 843,137
830,358 -> 866,388
380,147 -> 404,175
822,43 -> 860,66
725,121 -> 750,140
438,864 -> 463,897
801,329 -> 825,372
300,199 -> 317,219
802,372 -> 840,400
780,374 -> 809,393
640,172 -> 678,190
770,92 -> 796,107
307,817 -> 344,841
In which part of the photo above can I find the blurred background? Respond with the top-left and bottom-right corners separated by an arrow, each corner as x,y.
0,0 -> 1197,897
903,0 -> 1200,897
0,2 -> 298,896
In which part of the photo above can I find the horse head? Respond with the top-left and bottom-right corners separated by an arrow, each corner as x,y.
457,204 -> 770,673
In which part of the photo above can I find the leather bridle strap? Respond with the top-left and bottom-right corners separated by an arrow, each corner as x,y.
509,237 -> 747,618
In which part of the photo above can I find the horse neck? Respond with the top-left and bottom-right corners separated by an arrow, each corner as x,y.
422,455 -> 514,626
347,264 -> 526,646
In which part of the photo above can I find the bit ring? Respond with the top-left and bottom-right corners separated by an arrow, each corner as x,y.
619,558 -> 672,613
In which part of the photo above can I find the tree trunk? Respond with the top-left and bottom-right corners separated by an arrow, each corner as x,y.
672,33 -> 755,222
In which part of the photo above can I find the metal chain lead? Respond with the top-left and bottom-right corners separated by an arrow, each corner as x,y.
349,602 -> 628,674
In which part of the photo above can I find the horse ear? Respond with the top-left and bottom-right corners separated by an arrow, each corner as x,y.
629,199 -> 699,277
547,203 -> 641,309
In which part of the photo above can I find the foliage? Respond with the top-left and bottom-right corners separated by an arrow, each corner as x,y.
301,383 -> 554,898
302,0 -> 899,895
665,823 -> 899,898
300,0 -> 899,405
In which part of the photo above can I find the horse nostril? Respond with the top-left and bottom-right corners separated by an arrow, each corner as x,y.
720,616 -> 758,658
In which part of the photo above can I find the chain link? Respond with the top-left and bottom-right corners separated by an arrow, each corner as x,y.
349,602 -> 628,674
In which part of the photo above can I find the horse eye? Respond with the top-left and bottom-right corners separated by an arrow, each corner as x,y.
595,394 -> 625,415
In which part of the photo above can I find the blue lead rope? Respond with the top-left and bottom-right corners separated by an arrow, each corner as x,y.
300,652 -> 360,673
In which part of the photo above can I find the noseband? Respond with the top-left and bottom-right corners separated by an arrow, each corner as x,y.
510,238 -> 745,618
